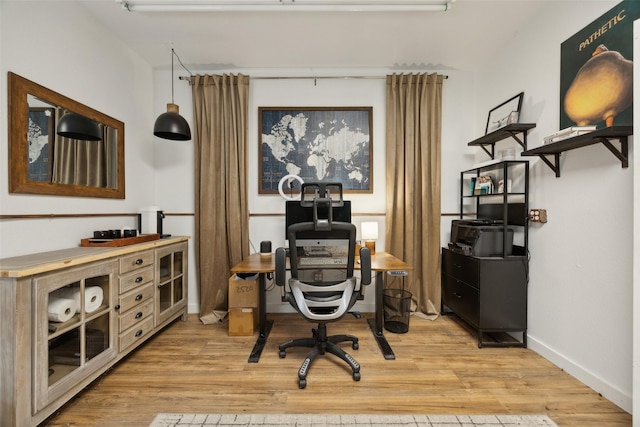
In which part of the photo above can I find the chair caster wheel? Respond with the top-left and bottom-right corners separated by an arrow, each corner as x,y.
279,350 -> 286,358
299,379 -> 307,389
352,342 -> 359,350
353,372 -> 361,381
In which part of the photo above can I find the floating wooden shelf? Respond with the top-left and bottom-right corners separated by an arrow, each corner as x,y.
468,123 -> 537,159
521,126 -> 633,177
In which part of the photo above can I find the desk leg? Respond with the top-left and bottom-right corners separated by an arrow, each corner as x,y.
248,272 -> 273,363
367,270 -> 395,360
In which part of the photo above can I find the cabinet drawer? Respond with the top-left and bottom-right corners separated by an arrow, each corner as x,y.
118,282 -> 154,313
120,251 -> 154,274
119,266 -> 154,294
442,273 -> 479,327
119,298 -> 154,333
442,249 -> 479,287
119,315 -> 154,352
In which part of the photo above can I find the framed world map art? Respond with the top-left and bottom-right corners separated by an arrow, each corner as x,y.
259,107 -> 373,194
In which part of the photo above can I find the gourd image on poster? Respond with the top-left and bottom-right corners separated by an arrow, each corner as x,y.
564,44 -> 633,127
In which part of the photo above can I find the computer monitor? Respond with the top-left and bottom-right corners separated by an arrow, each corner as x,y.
285,200 -> 352,240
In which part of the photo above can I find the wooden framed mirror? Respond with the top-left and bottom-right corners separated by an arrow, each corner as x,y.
8,72 -> 125,198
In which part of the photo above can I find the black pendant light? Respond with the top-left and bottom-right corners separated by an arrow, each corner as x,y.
153,48 -> 191,141
57,112 -> 102,141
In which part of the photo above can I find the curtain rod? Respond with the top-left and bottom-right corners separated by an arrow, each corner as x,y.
179,74 -> 448,82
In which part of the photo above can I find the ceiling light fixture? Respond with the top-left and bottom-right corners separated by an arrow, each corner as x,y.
154,48 -> 191,141
118,0 -> 453,13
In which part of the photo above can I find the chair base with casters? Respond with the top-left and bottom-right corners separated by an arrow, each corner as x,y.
279,322 -> 361,389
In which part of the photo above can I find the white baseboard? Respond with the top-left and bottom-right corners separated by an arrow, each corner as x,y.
527,335 -> 631,413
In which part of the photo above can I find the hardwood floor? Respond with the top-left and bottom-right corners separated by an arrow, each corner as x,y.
43,313 -> 631,427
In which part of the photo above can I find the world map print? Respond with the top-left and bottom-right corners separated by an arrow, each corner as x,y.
260,108 -> 372,193
28,108 -> 53,182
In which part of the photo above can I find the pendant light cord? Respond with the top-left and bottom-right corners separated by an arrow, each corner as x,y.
171,48 -> 175,104
171,48 -> 193,101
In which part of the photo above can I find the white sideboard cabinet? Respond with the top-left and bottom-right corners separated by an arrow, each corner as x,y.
0,236 -> 189,426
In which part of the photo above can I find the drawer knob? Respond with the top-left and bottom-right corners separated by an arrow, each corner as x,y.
135,276 -> 143,283
135,258 -> 144,265
135,329 -> 143,337
115,304 -> 121,310
135,294 -> 143,301
453,292 -> 462,299
135,312 -> 143,319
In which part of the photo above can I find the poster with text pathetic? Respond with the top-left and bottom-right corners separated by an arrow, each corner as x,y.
560,1 -> 638,130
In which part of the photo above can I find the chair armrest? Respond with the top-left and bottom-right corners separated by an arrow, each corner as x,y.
359,246 -> 371,286
275,247 -> 286,286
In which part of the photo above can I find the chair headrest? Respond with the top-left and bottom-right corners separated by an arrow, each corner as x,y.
300,182 -> 344,208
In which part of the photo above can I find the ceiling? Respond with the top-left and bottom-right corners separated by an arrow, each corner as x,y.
79,0 -> 553,72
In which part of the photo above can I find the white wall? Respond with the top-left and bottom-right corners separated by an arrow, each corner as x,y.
156,69 -> 475,313
1,0 -> 634,418
0,1 -> 156,258
474,0 -> 632,412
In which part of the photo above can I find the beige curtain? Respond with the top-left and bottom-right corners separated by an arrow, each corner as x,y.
191,74 -> 250,324
385,73 -> 444,319
52,110 -> 117,188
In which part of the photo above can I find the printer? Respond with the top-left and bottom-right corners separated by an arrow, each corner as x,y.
448,219 -> 514,257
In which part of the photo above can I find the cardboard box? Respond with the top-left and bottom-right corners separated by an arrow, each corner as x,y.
228,274 -> 258,308
228,307 -> 258,336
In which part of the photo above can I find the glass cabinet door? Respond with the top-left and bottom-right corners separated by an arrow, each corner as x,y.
155,242 -> 188,325
34,260 -> 117,411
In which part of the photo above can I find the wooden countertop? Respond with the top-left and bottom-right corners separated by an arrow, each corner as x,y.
0,236 -> 190,278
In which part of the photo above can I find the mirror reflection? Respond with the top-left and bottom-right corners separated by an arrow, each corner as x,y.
27,95 -> 118,189
9,72 -> 125,198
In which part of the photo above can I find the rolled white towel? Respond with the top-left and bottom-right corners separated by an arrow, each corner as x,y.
48,296 -> 77,322
54,286 -> 104,314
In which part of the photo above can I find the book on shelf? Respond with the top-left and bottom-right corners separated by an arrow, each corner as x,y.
543,126 -> 596,145
473,175 -> 494,195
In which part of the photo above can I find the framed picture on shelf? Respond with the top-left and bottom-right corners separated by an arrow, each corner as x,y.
485,92 -> 524,135
259,107 -> 373,194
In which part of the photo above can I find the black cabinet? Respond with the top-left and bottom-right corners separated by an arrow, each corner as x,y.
442,248 -> 528,348
442,155 -> 530,347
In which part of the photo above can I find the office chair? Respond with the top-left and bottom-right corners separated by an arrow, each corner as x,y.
275,183 -> 371,389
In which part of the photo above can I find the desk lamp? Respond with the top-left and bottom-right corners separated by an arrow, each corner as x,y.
361,221 -> 378,255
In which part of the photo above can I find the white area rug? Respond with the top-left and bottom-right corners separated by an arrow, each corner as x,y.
149,413 -> 559,427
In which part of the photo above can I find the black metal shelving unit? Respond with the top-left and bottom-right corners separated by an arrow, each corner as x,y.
459,160 -> 529,257
442,125 -> 534,348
